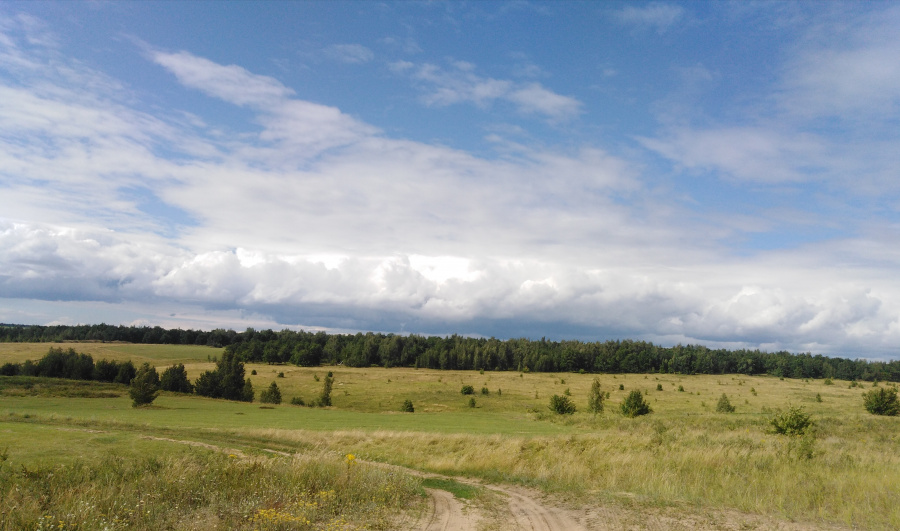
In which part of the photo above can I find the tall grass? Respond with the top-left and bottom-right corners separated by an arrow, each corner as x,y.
0,449 -> 421,530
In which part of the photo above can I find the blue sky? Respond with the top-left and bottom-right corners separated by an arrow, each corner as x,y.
1,1 -> 899,358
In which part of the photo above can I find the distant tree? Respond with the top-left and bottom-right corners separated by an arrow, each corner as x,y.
160,364 -> 194,393
588,378 -> 604,413
769,405 -> 812,436
194,351 -> 253,402
260,382 -> 282,404
460,385 -> 475,395
130,363 -> 160,407
401,399 -> 414,412
114,361 -> 137,385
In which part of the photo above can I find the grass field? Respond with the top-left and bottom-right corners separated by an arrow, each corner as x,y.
2,343 -> 899,529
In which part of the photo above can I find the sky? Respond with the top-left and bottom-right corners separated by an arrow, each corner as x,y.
1,1 -> 899,359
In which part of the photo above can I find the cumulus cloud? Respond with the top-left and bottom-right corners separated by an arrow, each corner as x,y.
3,14 -> 900,357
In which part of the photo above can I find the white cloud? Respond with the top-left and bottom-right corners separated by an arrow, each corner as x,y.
324,43 -> 374,64
151,51 -> 295,107
614,2 -> 684,32
399,61 -> 581,121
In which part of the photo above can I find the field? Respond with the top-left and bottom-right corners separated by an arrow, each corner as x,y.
2,342 -> 899,530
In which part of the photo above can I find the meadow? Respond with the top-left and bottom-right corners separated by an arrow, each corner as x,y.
1,342 -> 899,529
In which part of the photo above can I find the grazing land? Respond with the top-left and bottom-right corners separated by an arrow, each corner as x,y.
1,342 -> 899,530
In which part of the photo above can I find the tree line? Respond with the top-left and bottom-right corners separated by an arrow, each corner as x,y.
1,323 -> 898,381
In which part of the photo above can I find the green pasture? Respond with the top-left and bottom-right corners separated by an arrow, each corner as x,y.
2,343 -> 900,529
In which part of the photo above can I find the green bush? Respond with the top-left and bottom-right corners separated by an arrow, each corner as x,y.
863,386 -> 900,416
460,385 -> 475,395
588,378 -> 604,413
480,387 -> 489,395
620,390 -> 651,417
129,363 -> 160,407
401,399 -> 414,412
290,396 -> 305,406
549,394 -> 576,415
468,397 -> 476,408
769,405 -> 812,436
656,383 -> 663,391
716,393 -> 735,413
259,382 -> 282,404
677,385 -> 685,392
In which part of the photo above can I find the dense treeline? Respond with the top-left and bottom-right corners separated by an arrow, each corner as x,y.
0,347 -> 250,401
2,323 -> 898,382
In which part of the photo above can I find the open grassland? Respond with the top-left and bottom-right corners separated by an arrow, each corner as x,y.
2,344 -> 900,529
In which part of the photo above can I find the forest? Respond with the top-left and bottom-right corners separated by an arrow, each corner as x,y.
1,323 -> 898,382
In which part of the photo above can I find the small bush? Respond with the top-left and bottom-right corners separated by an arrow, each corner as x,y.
716,393 -> 735,413
750,387 -> 757,396
549,394 -> 576,415
290,396 -> 305,406
677,385 -> 685,392
468,397 -> 476,408
769,405 -> 813,436
621,390 -> 652,417
277,372 -> 285,378
460,385 -> 475,395
259,382 -> 282,404
863,386 -> 900,416
823,377 -> 833,385
618,384 -> 624,391
401,399 -> 414,413
588,378 -> 604,413
656,383 -> 663,391
250,369 -> 257,375
815,393 -> 823,402
480,387 -> 489,395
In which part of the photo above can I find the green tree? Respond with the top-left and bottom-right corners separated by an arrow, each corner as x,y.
769,405 -> 812,436
863,386 -> 900,416
130,363 -> 160,407
260,382 -> 282,404
588,378 -> 604,413
716,393 -> 736,413
160,363 -> 193,393
620,390 -> 652,417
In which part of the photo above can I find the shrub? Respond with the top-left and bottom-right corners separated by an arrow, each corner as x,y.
460,385 -> 475,395
588,378 -> 604,413
769,405 -> 812,436
815,393 -> 823,403
0,362 -> 20,376
656,383 -> 663,391
863,387 -> 900,416
468,397 -> 476,408
130,363 -> 160,407
823,377 -> 833,385
677,385 -> 685,392
549,394 -> 576,414
259,382 -> 282,404
716,393 -> 735,413
318,373 -> 333,407
401,399 -> 414,412
480,387 -> 489,395
277,372 -> 285,378
160,364 -> 193,394
251,369 -> 257,375
618,384 -> 624,391
621,390 -> 652,417
290,396 -> 305,406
